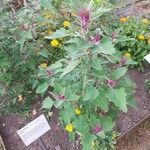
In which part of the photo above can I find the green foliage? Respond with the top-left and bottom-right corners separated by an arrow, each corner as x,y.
0,5 -> 38,114
36,1 -> 135,149
114,17 -> 150,71
0,0 -> 66,114
145,79 -> 150,94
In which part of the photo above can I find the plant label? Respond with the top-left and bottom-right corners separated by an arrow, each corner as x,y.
144,54 -> 150,64
17,114 -> 50,146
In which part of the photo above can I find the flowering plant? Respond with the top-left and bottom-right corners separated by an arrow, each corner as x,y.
114,16 -> 150,71
36,1 -> 135,149
0,0 -> 67,114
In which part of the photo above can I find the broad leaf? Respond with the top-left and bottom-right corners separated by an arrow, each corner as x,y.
38,49 -> 49,58
112,67 -> 128,80
36,82 -> 49,94
60,104 -> 75,123
100,116 -> 114,131
83,85 -> 99,101
60,60 -> 79,77
74,115 -> 90,134
45,28 -> 71,39
95,98 -> 109,112
93,37 -> 115,55
42,97 -> 54,109
108,88 -> 127,113
81,133 -> 97,150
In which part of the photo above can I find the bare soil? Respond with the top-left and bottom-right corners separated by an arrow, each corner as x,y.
116,116 -> 150,150
117,67 -> 150,134
0,106 -> 79,150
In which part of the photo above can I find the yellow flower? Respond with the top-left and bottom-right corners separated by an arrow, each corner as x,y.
123,52 -> 132,59
119,17 -> 128,23
65,124 -> 73,133
112,131 -> 117,140
75,108 -> 81,115
148,38 -> 150,45
141,18 -> 149,24
50,39 -> 59,47
17,95 -> 24,102
92,141 -> 96,147
63,21 -> 70,28
138,35 -> 145,41
39,63 -> 47,68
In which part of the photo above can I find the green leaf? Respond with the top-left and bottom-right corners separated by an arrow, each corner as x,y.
45,28 -> 71,39
42,97 -> 54,109
36,82 -> 49,94
126,95 -> 136,108
65,85 -> 80,101
74,115 -> 90,134
112,67 -> 128,80
93,37 -> 115,55
60,60 -> 79,77
100,116 -> 114,131
83,85 -> 99,101
60,104 -> 75,123
24,30 -> 33,39
95,98 -> 109,112
97,130 -> 105,139
81,133 -> 97,150
54,100 -> 64,108
108,88 -> 127,113
38,49 -> 49,58
90,58 -> 102,71
40,0 -> 53,10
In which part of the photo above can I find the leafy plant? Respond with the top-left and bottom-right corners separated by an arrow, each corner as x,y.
0,0 -> 66,115
113,16 -> 150,71
145,79 -> 150,94
36,0 -> 135,149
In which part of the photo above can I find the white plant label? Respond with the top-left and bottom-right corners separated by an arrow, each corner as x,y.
144,54 -> 150,63
17,114 -> 50,146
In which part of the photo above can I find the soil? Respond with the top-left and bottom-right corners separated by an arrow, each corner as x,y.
0,94 -> 82,150
116,0 -> 150,17
116,116 -> 150,150
117,67 -> 150,134
0,106 -> 79,150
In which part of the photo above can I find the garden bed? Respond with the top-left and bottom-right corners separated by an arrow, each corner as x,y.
0,68 -> 150,150
0,0 -> 150,150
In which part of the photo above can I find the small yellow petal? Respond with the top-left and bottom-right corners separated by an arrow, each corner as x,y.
65,124 -> 73,133
138,35 -> 145,41
63,21 -> 70,28
39,63 -> 48,68
92,141 -> 96,147
50,39 -> 59,47
75,108 -> 81,115
123,52 -> 132,59
141,18 -> 149,24
112,131 -> 117,140
119,17 -> 128,23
